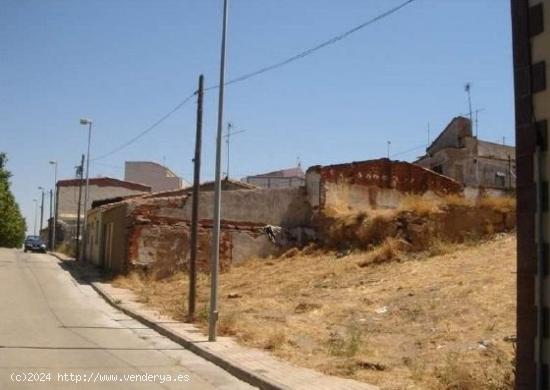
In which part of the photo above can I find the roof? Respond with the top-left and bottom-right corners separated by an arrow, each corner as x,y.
57,177 -> 151,192
91,193 -> 146,209
246,166 -> 305,179
198,178 -> 258,191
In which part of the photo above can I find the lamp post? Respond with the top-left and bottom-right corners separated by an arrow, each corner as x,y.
49,161 -> 58,250
37,186 -> 45,233
79,118 -> 93,260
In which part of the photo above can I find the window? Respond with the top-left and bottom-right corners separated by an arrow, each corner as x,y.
532,61 -> 546,93
495,172 -> 505,188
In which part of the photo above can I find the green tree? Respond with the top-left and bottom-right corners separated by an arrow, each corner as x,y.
0,152 -> 26,248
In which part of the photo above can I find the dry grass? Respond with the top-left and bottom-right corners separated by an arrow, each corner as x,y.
399,194 -> 516,215
113,233 -> 516,389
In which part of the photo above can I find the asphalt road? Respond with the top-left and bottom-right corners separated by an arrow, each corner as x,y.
0,248 -> 256,390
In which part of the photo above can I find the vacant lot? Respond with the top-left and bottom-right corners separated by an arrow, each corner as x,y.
114,231 -> 516,389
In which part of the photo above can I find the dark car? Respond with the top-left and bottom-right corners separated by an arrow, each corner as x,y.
24,236 -> 47,253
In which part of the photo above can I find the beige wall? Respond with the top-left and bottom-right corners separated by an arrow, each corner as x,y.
85,203 -> 128,273
125,161 -> 186,192
57,184 -> 146,220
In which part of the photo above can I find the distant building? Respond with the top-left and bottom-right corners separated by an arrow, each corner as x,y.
415,116 -> 516,190
124,161 -> 189,193
243,166 -> 305,189
51,177 -> 151,247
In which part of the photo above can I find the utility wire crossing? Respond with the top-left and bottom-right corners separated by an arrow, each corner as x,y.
93,0 -> 417,161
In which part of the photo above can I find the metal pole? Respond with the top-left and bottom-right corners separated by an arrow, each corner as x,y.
82,121 -> 92,260
51,162 -> 57,250
465,83 -> 473,135
49,189 -> 53,248
33,199 -> 38,236
188,75 -> 204,320
387,141 -> 391,159
39,190 -> 44,232
76,154 -> 85,261
209,0 -> 229,342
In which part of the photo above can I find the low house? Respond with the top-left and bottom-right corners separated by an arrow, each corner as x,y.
415,117 -> 516,193
84,183 -> 312,274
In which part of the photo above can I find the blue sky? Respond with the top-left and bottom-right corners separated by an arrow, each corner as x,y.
1,0 -> 513,234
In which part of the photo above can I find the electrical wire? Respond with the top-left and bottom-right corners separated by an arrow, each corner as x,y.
93,0 -> 416,161
209,0 -> 416,90
91,92 -> 196,161
390,143 -> 426,158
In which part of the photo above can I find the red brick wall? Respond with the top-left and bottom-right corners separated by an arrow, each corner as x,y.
318,158 -> 462,194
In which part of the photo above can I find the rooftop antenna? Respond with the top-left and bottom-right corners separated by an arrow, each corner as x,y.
465,83 -> 474,136
296,156 -> 302,168
224,122 -> 246,179
387,140 -> 391,159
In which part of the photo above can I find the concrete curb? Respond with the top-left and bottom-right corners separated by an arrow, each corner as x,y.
47,252 -> 284,389
88,281 -> 287,390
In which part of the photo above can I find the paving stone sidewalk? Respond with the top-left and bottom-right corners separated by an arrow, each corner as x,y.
51,253 -> 378,390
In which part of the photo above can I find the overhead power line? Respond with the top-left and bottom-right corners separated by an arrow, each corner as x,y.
92,92 -> 196,161
93,0 -> 416,161
390,143 -> 426,159
210,0 -> 416,90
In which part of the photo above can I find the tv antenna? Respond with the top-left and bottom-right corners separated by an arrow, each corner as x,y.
224,122 -> 246,179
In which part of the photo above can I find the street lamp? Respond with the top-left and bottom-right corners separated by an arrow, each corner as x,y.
37,186 -> 45,233
79,118 -> 93,261
49,161 -> 58,250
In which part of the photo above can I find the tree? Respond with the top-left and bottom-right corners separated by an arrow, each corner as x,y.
0,153 -> 26,248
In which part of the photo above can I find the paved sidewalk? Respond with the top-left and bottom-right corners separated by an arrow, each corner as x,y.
51,253 -> 378,390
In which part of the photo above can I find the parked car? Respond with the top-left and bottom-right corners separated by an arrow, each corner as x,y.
24,236 -> 47,253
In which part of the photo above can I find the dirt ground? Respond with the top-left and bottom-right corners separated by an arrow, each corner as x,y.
113,231 -> 516,389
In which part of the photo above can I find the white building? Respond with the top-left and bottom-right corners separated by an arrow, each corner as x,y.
124,161 -> 189,193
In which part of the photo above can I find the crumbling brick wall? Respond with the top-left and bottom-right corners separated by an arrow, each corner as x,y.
124,194 -> 283,273
306,158 -> 463,210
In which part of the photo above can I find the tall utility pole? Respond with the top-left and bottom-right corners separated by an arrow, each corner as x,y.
49,189 -> 53,219
75,154 -> 85,261
33,199 -> 38,235
38,187 -> 45,233
49,161 -> 58,250
80,118 -> 93,260
48,189 -> 53,248
209,0 -> 229,342
224,122 -> 246,179
188,74 -> 204,320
